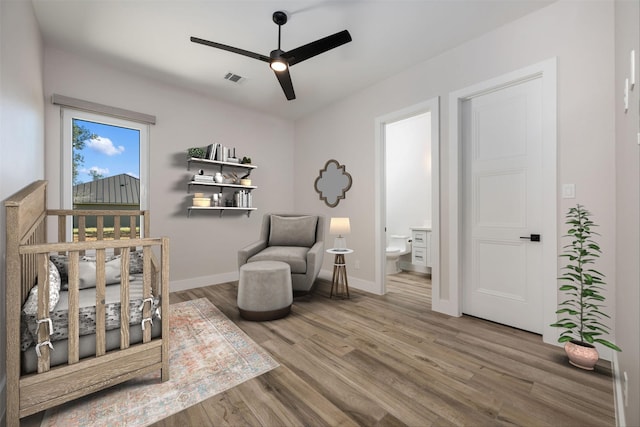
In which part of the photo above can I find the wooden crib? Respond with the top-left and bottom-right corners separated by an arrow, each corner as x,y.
5,180 -> 169,427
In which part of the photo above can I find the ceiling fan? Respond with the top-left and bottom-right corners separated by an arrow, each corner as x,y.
190,11 -> 352,101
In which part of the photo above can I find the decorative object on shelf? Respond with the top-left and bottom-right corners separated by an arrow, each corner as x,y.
214,172 -> 224,183
239,170 -> 252,186
227,147 -> 239,163
187,147 -> 206,159
226,171 -> 240,184
329,217 -> 350,250
192,197 -> 211,207
550,204 -> 621,370
241,156 -> 252,164
314,159 -> 352,208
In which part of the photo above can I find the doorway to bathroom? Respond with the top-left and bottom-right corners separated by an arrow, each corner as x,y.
374,97 -> 440,300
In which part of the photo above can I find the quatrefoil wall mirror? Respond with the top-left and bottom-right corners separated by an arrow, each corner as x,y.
314,159 -> 352,207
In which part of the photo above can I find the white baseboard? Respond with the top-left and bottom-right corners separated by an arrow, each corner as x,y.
612,351 -> 626,427
171,270 -> 380,296
318,269 -> 380,295
398,261 -> 431,275
169,271 -> 238,292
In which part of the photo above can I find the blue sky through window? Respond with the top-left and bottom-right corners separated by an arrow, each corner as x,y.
73,119 -> 140,184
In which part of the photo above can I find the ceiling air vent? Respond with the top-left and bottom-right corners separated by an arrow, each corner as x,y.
224,72 -> 246,84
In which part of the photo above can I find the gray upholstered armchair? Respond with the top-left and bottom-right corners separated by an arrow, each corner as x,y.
238,213 -> 325,294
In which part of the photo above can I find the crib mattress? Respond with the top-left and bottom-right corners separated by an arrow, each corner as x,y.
21,275 -> 160,351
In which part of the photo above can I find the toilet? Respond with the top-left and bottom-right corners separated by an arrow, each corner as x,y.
386,235 -> 411,274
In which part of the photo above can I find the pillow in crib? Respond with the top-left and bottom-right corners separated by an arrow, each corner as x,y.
69,257 -> 122,290
51,251 -> 143,285
22,260 -> 62,317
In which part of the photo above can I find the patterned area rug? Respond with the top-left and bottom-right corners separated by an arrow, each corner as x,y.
41,298 -> 279,426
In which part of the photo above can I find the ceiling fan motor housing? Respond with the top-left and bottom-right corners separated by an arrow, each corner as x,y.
272,11 -> 288,26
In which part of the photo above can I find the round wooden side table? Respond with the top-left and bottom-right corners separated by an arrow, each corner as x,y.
326,248 -> 353,299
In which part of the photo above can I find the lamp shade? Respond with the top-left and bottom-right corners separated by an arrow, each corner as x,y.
330,217 -> 351,236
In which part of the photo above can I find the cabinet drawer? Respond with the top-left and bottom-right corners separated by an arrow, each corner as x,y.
412,247 -> 427,266
412,230 -> 428,247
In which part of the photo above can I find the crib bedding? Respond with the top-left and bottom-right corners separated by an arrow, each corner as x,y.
21,276 -> 161,352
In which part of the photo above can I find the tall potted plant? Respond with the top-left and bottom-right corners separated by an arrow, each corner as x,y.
551,204 -> 621,369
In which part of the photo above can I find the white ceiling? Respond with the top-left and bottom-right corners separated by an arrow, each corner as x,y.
32,0 -> 553,120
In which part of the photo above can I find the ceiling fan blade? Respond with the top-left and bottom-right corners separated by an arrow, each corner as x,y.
190,36 -> 270,63
285,30 -> 352,66
273,68 -> 296,100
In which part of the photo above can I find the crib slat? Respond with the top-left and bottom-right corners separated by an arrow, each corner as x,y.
57,215 -> 66,245
120,248 -> 131,349
67,251 -> 80,364
142,245 -> 152,343
160,237 -> 170,382
96,215 -> 104,241
36,254 -> 51,373
77,216 -> 86,255
95,249 -> 106,357
113,216 -> 122,256
143,211 -> 150,237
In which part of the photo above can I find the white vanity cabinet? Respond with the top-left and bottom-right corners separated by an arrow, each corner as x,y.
411,227 -> 431,268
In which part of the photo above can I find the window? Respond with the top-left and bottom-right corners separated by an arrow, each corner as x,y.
61,109 -> 149,240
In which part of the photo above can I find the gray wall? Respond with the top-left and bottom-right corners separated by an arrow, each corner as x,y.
615,0 -> 640,425
0,1 -> 45,424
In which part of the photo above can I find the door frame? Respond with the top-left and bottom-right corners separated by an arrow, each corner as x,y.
374,96 -> 440,295
447,58 -> 558,344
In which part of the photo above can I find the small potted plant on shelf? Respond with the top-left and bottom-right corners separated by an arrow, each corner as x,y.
187,147 -> 206,159
551,204 -> 621,370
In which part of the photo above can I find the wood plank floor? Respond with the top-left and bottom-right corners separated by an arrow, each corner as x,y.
153,272 -> 615,427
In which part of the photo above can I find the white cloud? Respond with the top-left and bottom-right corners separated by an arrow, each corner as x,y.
87,136 -> 125,156
80,166 -> 110,175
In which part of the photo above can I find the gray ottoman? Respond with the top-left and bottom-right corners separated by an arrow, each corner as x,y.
238,260 -> 292,321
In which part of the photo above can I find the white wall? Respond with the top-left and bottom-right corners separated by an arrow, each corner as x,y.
0,1 -> 45,424
43,47 -> 296,290
385,112 -> 432,240
614,0 -> 640,424
294,0 -> 616,330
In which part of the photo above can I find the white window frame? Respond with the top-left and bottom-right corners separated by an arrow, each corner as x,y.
61,108 -> 150,237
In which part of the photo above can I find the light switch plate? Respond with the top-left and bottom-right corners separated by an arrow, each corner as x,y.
562,184 -> 575,199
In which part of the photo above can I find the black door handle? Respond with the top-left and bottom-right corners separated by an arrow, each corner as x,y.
520,234 -> 541,242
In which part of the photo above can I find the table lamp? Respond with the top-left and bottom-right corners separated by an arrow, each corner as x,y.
330,217 -> 350,250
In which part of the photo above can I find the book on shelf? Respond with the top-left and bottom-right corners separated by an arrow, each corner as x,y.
214,143 -> 222,161
193,174 -> 214,182
205,143 -> 214,160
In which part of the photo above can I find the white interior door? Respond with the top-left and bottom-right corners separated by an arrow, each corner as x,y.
461,77 -> 544,334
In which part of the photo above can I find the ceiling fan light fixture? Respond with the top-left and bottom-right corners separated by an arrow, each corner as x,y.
269,48 -> 288,72
270,60 -> 288,72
